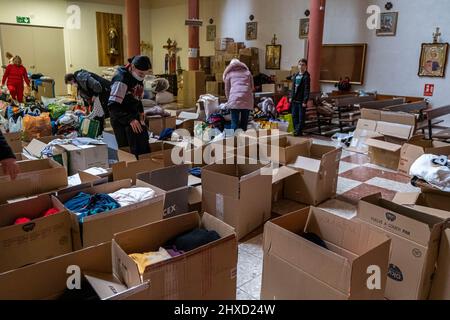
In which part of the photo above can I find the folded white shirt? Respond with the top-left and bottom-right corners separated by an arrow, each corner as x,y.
108,187 -> 156,207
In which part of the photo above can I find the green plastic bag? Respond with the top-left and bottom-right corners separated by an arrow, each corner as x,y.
278,114 -> 294,133
47,103 -> 68,120
80,118 -> 100,139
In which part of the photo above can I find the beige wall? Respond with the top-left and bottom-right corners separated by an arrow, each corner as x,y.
0,0 -> 152,84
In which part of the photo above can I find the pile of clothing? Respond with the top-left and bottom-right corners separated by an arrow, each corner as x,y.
64,187 -> 157,223
40,137 -> 104,158
129,228 -> 221,275
254,97 -> 276,120
410,154 -> 450,192
13,208 -> 61,226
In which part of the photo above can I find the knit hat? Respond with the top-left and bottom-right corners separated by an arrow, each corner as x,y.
128,56 -> 152,71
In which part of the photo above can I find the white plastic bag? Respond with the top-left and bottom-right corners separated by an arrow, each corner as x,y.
199,94 -> 219,119
410,154 -> 450,192
156,91 -> 175,105
9,116 -> 23,133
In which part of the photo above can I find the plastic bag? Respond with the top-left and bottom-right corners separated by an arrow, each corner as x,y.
199,94 -> 219,119
23,113 -> 51,140
8,116 -> 22,133
156,91 -> 175,105
48,103 -> 68,120
278,114 -> 294,133
276,96 -> 291,114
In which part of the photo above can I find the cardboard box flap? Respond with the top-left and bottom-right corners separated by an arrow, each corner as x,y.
392,192 -> 420,206
188,186 -> 202,205
24,139 -> 47,158
376,121 -> 412,140
359,194 -> 445,246
366,138 -> 401,152
356,119 -> 377,132
144,164 -> 190,191
380,111 -> 416,127
112,159 -> 164,184
271,166 -> 299,184
264,209 -> 353,294
84,272 -> 149,300
288,156 -> 321,173
361,109 -> 381,121
0,242 -> 112,300
393,192 -> 450,220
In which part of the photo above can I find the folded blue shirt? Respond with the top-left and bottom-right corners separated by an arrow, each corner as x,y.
64,192 -> 121,223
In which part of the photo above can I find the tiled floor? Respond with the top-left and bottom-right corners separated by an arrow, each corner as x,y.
236,137 -> 420,300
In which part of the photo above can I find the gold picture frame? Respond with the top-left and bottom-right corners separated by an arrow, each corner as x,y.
418,43 -> 449,78
206,25 -> 216,42
299,18 -> 309,39
265,44 -> 282,70
376,12 -> 398,36
246,22 -> 257,41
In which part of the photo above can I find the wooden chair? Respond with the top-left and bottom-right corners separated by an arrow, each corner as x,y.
424,105 -> 450,140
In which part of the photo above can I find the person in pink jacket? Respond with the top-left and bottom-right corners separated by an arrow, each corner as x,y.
223,59 -> 254,131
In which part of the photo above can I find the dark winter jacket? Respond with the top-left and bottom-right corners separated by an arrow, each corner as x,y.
74,70 -> 111,117
0,131 -> 15,161
107,66 -> 144,126
289,71 -> 311,104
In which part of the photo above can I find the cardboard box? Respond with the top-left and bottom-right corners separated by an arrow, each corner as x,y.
37,81 -> 55,99
361,109 -> 381,121
376,121 -> 414,143
271,166 -> 308,215
259,136 -> 312,165
140,140 -> 181,167
357,193 -> 447,300
56,179 -> 165,248
0,159 -> 68,204
366,136 -> 402,171
137,164 -> 190,219
380,111 -> 416,127
112,158 -> 164,184
392,191 -> 450,219
430,228 -> 450,300
3,132 -> 22,154
215,38 -> 234,51
206,81 -> 219,95
146,116 -> 177,135
188,185 -> 202,213
275,70 -> 291,83
261,207 -> 391,300
202,163 -> 272,240
239,47 -> 259,57
226,42 -> 245,54
398,136 -> 450,176
109,212 -> 237,300
284,143 -> 342,206
183,71 -> 206,108
346,119 -> 381,154
24,138 -> 108,176
0,194 -> 76,273
262,84 -> 276,93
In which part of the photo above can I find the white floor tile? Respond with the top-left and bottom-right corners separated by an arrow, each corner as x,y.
366,177 -> 420,193
239,275 -> 262,300
339,161 -> 360,174
337,177 -> 362,195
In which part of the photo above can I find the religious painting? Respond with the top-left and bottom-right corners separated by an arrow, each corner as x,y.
299,18 -> 309,39
206,25 -> 216,42
265,45 -> 282,70
246,22 -> 258,41
418,43 -> 449,77
376,12 -> 398,36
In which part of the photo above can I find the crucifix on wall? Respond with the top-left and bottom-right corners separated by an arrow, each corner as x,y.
163,38 -> 182,75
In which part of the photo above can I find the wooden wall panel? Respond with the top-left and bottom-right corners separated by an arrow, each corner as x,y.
96,12 -> 124,67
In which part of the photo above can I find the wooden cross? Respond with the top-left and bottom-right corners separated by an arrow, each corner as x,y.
271,34 -> 278,45
433,27 -> 441,43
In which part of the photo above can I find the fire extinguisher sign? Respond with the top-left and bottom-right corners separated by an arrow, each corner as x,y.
424,84 -> 435,97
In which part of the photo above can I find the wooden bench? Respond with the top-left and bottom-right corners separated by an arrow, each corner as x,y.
384,101 -> 428,113
425,105 -> 450,140
335,96 -> 376,132
359,98 -> 406,110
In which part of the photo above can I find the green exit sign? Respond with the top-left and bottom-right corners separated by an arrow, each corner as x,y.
16,16 -> 31,24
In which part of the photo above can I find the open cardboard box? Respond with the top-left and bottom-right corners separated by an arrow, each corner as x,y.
87,212 -> 238,300
146,116 -> 176,135
430,227 -> 450,300
112,157 -> 165,184
366,136 -> 402,171
0,242 -> 148,300
345,119 -> 381,154
202,163 -> 272,240
24,137 -> 108,175
357,193 -> 448,300
3,132 -> 23,154
398,135 -> 450,176
284,142 -> 342,206
55,179 -> 166,248
0,194 -> 77,274
261,207 -> 391,300
0,159 -> 68,204
258,136 -> 311,165
137,164 -> 191,219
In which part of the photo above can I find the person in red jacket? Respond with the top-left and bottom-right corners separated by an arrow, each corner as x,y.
1,56 -> 30,103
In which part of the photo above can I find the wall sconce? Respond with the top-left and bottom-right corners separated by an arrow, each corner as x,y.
305,9 -> 310,17
249,15 -> 255,21
385,2 -> 393,10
